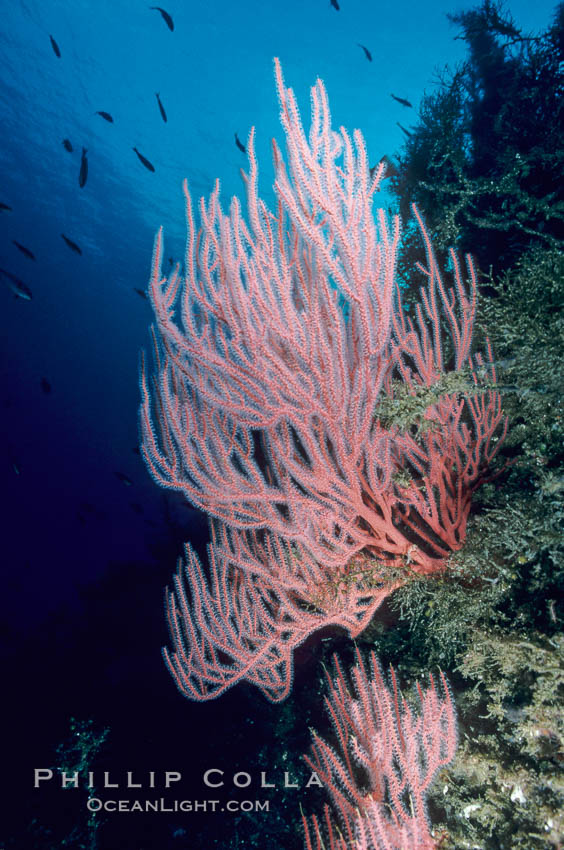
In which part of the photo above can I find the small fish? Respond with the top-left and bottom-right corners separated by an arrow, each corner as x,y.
79,147 -> 88,188
40,377 -> 52,394
49,35 -> 61,57
62,139 -> 73,152
378,155 -> 399,179
115,471 -> 133,486
130,502 -> 144,514
132,147 -> 155,172
357,44 -> 372,62
149,6 -> 174,31
61,234 -> 82,255
330,0 -> 340,9
13,462 -> 20,475
234,132 -> 246,154
155,92 -> 167,123
133,287 -> 148,299
13,241 -> 36,260
132,446 -> 141,455
390,93 -> 413,108
396,122 -> 412,137
168,257 -> 174,266
0,202 -> 12,211
0,267 -> 32,300
96,110 -> 114,123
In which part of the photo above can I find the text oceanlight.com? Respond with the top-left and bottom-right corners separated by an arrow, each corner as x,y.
85,798 -> 270,813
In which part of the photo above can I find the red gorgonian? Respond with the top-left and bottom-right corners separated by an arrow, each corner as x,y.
139,59 -> 507,701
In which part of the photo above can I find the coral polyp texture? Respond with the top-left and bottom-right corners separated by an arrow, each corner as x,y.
303,650 -> 458,850
140,59 -> 507,701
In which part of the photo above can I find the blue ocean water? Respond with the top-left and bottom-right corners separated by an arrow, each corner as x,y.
0,1 -> 558,848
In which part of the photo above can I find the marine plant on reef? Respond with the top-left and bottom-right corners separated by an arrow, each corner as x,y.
139,59 -> 507,702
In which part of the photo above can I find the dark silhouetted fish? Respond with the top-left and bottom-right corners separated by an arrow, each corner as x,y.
130,502 -> 144,514
168,257 -> 174,266
132,147 -> 155,172
0,267 -> 32,300
378,155 -> 399,179
13,461 -> 21,475
49,35 -> 61,57
79,147 -> 88,187
357,44 -> 372,61
132,446 -> 141,455
13,241 -> 36,260
149,6 -> 174,30
0,202 -> 12,211
96,110 -> 114,123
133,288 -> 148,299
234,133 -> 246,154
62,139 -> 73,152
61,234 -> 82,255
396,122 -> 412,137
77,501 -> 106,522
155,92 -> 167,123
115,471 -> 133,486
40,377 -> 52,394
330,0 -> 340,9
390,93 -> 413,108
